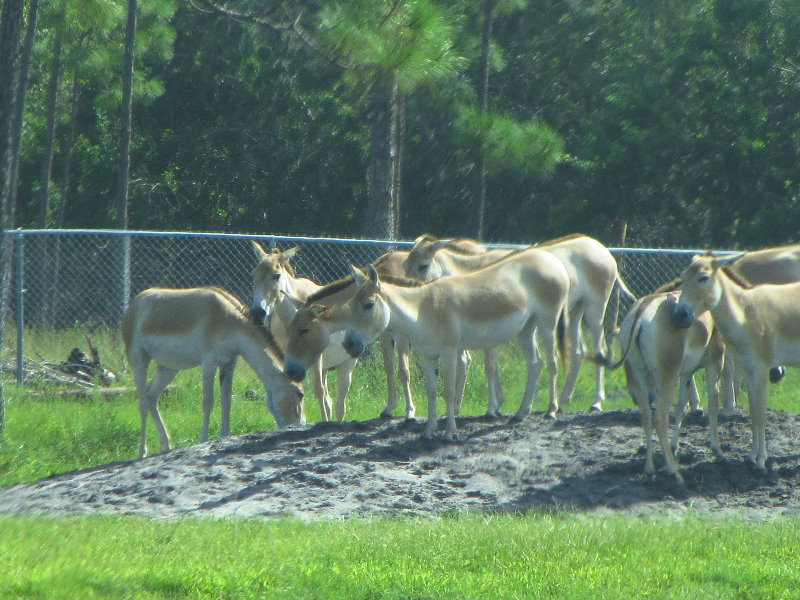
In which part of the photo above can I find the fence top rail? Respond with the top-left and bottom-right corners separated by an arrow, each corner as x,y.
5,228 -> 736,255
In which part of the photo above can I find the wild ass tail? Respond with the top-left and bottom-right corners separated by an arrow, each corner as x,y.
615,274 -> 636,302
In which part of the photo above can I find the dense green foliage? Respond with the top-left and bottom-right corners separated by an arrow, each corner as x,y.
8,0 -> 800,246
1,514 -> 799,598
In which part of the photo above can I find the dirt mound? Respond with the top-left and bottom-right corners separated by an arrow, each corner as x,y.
1,408 -> 799,520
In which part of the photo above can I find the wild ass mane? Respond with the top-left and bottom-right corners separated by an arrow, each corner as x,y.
210,285 -> 286,361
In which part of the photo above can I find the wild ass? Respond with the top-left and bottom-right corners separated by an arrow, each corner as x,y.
602,292 -> 725,484
402,233 -> 635,412
271,240 -> 492,421
402,234 -> 509,414
672,253 -> 800,470
122,286 -> 305,458
713,244 -> 800,411
250,242 -> 358,421
341,246 -> 570,440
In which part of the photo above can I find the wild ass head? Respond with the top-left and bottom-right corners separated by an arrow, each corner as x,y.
402,235 -> 451,281
672,252 -> 744,329
342,265 -> 392,358
266,374 -> 306,427
250,241 -> 300,326
282,302 -> 340,383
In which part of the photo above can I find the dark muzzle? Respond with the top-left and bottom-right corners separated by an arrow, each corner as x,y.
671,304 -> 694,329
343,334 -> 365,358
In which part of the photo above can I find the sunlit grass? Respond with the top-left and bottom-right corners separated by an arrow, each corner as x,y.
1,513 -> 799,599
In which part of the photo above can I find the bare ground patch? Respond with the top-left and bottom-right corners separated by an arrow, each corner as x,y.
1,408 -> 799,520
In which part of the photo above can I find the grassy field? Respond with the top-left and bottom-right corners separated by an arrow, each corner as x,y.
2,327 -> 800,598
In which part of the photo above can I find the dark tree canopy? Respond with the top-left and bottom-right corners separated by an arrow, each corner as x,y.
4,0 -> 800,249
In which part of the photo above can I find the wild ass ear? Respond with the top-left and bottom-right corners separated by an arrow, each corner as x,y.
251,240 -> 270,259
279,246 -> 301,266
280,290 -> 304,309
432,239 -> 453,252
711,252 -> 746,270
367,264 -> 381,289
350,264 -> 369,288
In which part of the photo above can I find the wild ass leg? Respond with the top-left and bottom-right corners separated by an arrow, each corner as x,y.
624,363 -> 656,476
311,358 -> 332,421
671,375 -> 692,451
454,351 -> 470,416
396,336 -> 416,419
654,376 -> 684,484
704,359 -> 722,456
719,352 -> 737,416
218,358 -> 237,438
138,364 -> 179,457
200,360 -> 219,442
587,307 -> 609,412
686,376 -> 701,414
420,355 -> 440,440
440,350 -> 460,441
744,369 -> 769,470
511,321 -> 548,421
379,333 -> 416,420
484,349 -> 502,418
556,306 -> 585,410
334,357 -> 358,421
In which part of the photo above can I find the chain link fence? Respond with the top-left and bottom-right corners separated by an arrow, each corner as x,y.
3,229 -> 713,383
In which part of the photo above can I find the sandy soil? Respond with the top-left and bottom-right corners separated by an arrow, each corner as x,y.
1,408 -> 799,520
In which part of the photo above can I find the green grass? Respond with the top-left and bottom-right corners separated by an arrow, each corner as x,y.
1,513 -> 799,599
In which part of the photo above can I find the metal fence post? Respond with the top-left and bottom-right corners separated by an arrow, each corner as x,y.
15,230 -> 24,384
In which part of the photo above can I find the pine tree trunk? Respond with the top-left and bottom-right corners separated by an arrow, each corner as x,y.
7,0 -> 38,219
362,76 -> 398,241
474,0 -> 494,241
117,0 -> 137,321
38,4 -> 64,228
0,0 -> 27,434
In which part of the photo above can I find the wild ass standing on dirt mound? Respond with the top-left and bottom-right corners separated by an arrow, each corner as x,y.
672,253 -> 800,471
250,242 -> 358,422
270,240 -> 492,422
600,292 -> 725,484
341,246 -> 570,441
402,233 -> 635,413
251,242 -> 422,421
122,286 -> 305,458
710,244 -> 800,412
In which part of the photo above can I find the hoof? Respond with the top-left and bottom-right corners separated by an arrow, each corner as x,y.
590,402 -> 603,413
509,413 -> 525,424
545,411 -> 557,420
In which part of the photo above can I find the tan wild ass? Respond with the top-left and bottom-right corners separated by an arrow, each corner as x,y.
253,242 -> 422,420
274,240 -> 491,421
672,253 -> 800,471
401,234 -> 508,414
341,246 -> 570,440
122,286 -> 305,458
602,292 -> 725,484
713,244 -> 800,411
250,242 -> 358,421
402,233 -> 635,412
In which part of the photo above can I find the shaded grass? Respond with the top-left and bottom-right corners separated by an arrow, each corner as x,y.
1,513 -> 800,599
